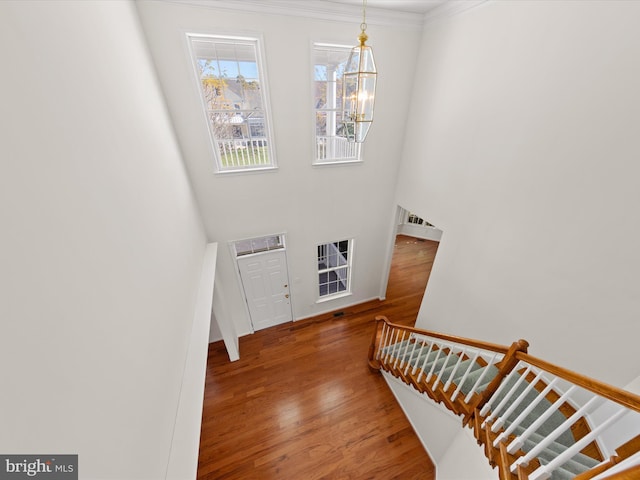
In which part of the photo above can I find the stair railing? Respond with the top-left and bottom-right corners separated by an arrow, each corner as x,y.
490,351 -> 640,480
368,315 -> 528,418
368,316 -> 640,480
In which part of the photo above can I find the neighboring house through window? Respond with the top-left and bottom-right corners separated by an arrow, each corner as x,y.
313,43 -> 361,165
317,240 -> 352,299
187,33 -> 276,173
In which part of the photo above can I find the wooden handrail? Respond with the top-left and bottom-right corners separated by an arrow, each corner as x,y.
514,352 -> 640,413
370,316 -> 640,414
370,315 -> 529,425
616,434 -> 640,459
369,316 -> 640,479
373,315 -> 514,355
598,463 -> 640,479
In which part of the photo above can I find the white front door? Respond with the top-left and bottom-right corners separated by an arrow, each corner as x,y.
237,250 -> 292,331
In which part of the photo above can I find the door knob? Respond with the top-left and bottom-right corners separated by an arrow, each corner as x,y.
285,294 -> 289,298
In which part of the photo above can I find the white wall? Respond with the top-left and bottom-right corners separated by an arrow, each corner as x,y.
167,243 -> 218,479
0,1 -> 207,478
384,374 -> 466,464
385,373 -> 497,479
135,1 -> 422,337
436,427 -> 498,480
396,0 -> 640,388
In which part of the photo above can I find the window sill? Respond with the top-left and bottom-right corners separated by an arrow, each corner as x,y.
312,159 -> 363,167
315,292 -> 353,304
214,165 -> 278,175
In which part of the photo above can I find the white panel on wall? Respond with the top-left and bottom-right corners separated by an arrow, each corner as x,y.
395,0 -> 640,387
0,1 -> 206,478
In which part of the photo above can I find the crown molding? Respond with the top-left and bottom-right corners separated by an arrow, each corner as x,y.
155,0 -> 425,28
422,0 -> 487,25
151,0 -> 487,28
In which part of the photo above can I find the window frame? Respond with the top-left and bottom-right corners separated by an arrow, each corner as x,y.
186,32 -> 277,174
231,234 -> 286,257
312,42 -> 362,166
316,239 -> 354,301
404,211 -> 435,227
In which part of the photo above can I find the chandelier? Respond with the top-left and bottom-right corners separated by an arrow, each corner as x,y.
341,0 -> 377,143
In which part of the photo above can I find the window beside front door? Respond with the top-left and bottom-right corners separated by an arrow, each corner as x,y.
317,239 -> 352,299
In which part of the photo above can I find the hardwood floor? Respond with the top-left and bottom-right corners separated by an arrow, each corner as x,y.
197,235 -> 439,479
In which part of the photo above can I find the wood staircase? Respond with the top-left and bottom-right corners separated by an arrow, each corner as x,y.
368,316 -> 640,480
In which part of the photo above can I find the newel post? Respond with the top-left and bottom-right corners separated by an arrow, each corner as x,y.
465,339 -> 529,425
497,338 -> 530,373
368,315 -> 389,371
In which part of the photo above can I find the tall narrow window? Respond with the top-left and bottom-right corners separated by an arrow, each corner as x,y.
187,34 -> 276,172
313,44 -> 361,164
317,240 -> 352,298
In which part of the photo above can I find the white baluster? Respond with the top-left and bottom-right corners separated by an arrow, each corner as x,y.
413,340 -> 434,378
384,328 -> 399,364
494,377 -> 559,447
375,323 -> 389,360
451,350 -> 480,402
392,330 -> 406,358
425,343 -> 444,383
392,331 -> 407,369
444,347 -> 468,392
467,353 -> 502,407
417,342 -> 440,383
491,368 -> 542,433
377,323 -> 391,361
509,385 -> 585,466
403,338 -> 420,375
527,408 -> 628,480
399,333 -> 415,370
483,366 -> 532,428
479,362 -> 522,420
433,347 -> 455,390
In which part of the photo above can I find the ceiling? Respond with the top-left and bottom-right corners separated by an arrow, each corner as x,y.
323,0 -> 449,15
165,0 -> 485,26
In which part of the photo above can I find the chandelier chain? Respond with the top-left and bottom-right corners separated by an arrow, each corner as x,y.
361,0 -> 367,32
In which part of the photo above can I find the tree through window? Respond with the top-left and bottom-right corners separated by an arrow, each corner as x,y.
187,34 -> 276,172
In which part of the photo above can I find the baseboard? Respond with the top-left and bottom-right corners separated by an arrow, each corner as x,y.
293,297 -> 383,322
209,297 -> 384,344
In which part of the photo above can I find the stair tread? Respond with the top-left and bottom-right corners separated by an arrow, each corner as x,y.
515,428 -> 600,472
548,464 -> 579,480
490,372 -> 575,447
385,342 -> 501,397
540,456 -> 600,480
462,364 -> 500,394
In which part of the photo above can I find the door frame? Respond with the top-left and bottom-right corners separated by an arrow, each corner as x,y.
229,233 -> 294,333
379,206 -> 403,301
379,205 -> 443,300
